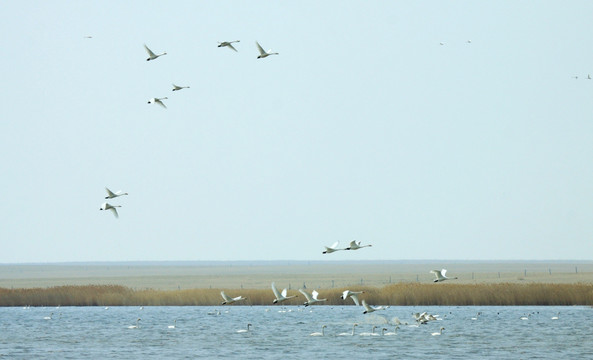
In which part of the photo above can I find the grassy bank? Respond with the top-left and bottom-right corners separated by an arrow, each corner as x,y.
2,283 -> 593,306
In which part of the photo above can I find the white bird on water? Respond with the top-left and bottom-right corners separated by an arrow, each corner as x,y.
341,290 -> 364,306
221,291 -> 246,305
44,312 -> 53,320
322,241 -> 344,254
168,320 -> 176,329
218,40 -> 240,52
171,84 -> 190,91
100,202 -> 121,218
310,325 -> 326,336
338,323 -> 358,336
255,41 -> 279,59
148,97 -> 168,109
431,327 -> 445,336
144,44 -> 167,61
271,282 -> 297,304
359,325 -> 379,336
345,240 -> 372,250
105,187 -> 128,199
299,289 -> 327,306
384,326 -> 399,336
362,299 -> 386,314
430,269 -> 458,282
236,323 -> 251,333
128,318 -> 141,329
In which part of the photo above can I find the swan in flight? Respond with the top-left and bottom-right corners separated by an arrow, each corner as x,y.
144,44 -> 167,61
362,299 -> 386,314
345,240 -> 372,250
100,202 -> 121,218
271,282 -> 297,304
221,291 -> 246,305
105,187 -> 128,199
299,289 -> 327,306
338,323 -> 358,336
128,318 -> 141,329
430,269 -> 458,282
172,84 -> 190,91
431,327 -> 445,336
341,290 -> 364,306
384,326 -> 399,336
359,326 -> 379,336
148,97 -> 168,109
256,41 -> 279,59
322,241 -> 344,254
168,320 -> 176,329
236,323 -> 251,333
218,40 -> 240,52
310,325 -> 326,336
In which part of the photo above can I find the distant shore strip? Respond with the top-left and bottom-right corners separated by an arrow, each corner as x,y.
2,283 -> 593,307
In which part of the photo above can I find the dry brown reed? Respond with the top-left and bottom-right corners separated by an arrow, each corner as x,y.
1,283 -> 592,307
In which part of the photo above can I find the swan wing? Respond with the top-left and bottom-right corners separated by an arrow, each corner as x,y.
271,282 -> 282,298
255,41 -> 266,55
329,241 -> 339,249
220,291 -> 232,302
312,290 -> 320,300
227,43 -> 238,52
299,289 -> 312,301
350,294 -> 360,306
105,188 -> 116,198
156,99 -> 167,109
281,288 -> 288,298
362,299 -> 372,312
144,44 -> 156,57
341,290 -> 349,300
109,207 -> 119,218
441,269 -> 448,277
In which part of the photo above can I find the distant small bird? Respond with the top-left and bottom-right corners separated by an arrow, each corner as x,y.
430,269 -> 458,282
256,41 -> 279,59
299,289 -> 327,306
220,291 -> 246,305
467,40 -> 472,43
345,240 -> 372,250
322,241 -> 344,254
148,97 -> 168,108
144,44 -> 167,61
271,282 -> 297,304
171,84 -> 190,91
439,42 -> 445,45
100,202 -> 121,218
588,74 -> 591,80
84,36 -> 93,39
105,187 -> 128,199
341,290 -> 364,306
218,40 -> 240,52
168,320 -> 177,329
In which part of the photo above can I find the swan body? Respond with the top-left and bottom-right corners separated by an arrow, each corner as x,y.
100,202 -> 121,218
271,282 -> 296,304
362,299 -> 386,314
236,323 -> 251,333
256,41 -> 279,58
310,325 -> 326,336
299,289 -> 327,306
359,326 -> 378,336
384,326 -> 399,336
345,240 -> 372,250
471,312 -> 481,320
168,320 -> 176,329
430,269 -> 458,282
431,327 -> 445,336
322,241 -> 344,254
144,44 -> 167,61
148,97 -> 168,109
551,312 -> 559,320
338,323 -> 358,336
172,84 -> 190,91
105,187 -> 128,199
221,291 -> 246,305
44,312 -> 53,320
218,40 -> 240,52
128,318 -> 141,329
341,290 -> 364,306
520,314 -> 531,320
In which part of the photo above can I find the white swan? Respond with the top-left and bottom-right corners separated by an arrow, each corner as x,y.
271,282 -> 297,304
299,289 -> 327,306
236,323 -> 251,333
310,325 -> 326,336
430,269 -> 458,282
338,323 -> 358,336
105,187 -> 128,199
345,240 -> 372,250
341,290 -> 364,306
168,320 -> 176,329
431,327 -> 445,336
255,41 -> 279,59
148,97 -> 168,109
359,325 -> 378,336
362,299 -> 386,314
144,44 -> 167,61
520,314 -> 530,320
43,312 -> 53,320
384,326 -> 399,336
551,312 -> 559,320
221,291 -> 246,305
218,40 -> 240,52
322,241 -> 344,254
172,84 -> 190,91
128,318 -> 141,329
100,202 -> 121,218
471,312 -> 481,320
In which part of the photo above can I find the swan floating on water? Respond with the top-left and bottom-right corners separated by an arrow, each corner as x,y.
551,312 -> 559,320
105,187 -> 128,199
128,318 -> 141,329
299,289 -> 327,306
255,41 -> 279,59
43,312 -> 53,320
100,202 -> 121,218
221,291 -> 246,305
359,325 -> 378,336
236,323 -> 251,333
168,320 -> 176,329
218,40 -> 240,52
271,282 -> 297,304
345,240 -> 372,250
322,241 -> 344,254
148,97 -> 168,109
430,269 -> 458,282
144,44 -> 167,61
310,325 -> 326,336
384,326 -> 399,336
431,327 -> 445,336
338,323 -> 358,336
341,290 -> 364,306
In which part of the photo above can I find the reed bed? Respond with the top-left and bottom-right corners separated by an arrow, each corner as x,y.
1,283 -> 592,307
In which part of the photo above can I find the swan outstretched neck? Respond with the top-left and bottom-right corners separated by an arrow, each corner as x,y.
221,291 -> 246,305
430,269 -> 458,282
100,202 -> 121,218
105,187 -> 128,199
310,325 -> 326,336
299,289 -> 327,306
144,44 -> 167,61
218,40 -> 240,52
271,282 -> 297,304
236,323 -> 251,333
345,240 -> 372,250
338,323 -> 358,336
256,41 -> 279,59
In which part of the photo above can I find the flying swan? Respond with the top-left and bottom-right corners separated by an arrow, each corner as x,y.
341,290 -> 364,306
255,41 -> 279,59
105,187 -> 128,199
144,44 -> 167,61
430,269 -> 458,282
299,289 -> 327,306
322,241 -> 344,254
221,291 -> 246,305
271,282 -> 297,304
100,202 -> 121,218
218,40 -> 240,52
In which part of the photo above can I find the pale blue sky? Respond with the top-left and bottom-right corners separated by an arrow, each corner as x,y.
1,1 -> 592,263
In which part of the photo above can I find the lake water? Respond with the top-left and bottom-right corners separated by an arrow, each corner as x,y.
0,305 -> 591,359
